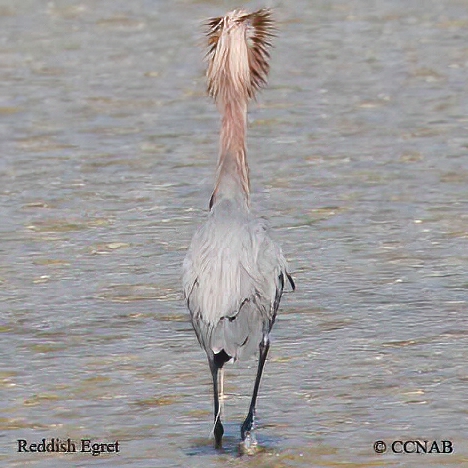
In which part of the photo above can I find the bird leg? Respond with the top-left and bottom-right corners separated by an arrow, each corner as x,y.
219,367 -> 225,399
241,337 -> 270,444
209,358 -> 224,448
219,366 -> 226,425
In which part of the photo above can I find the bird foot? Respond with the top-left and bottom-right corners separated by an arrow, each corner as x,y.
241,411 -> 254,440
213,420 -> 224,449
240,411 -> 258,454
239,431 -> 258,455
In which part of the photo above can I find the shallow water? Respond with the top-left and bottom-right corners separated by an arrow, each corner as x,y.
1,0 -> 467,467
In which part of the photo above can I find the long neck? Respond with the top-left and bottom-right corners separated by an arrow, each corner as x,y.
205,8 -> 274,210
210,99 -> 250,210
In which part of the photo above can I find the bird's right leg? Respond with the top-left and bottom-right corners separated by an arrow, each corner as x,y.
241,336 -> 270,450
208,358 -> 224,448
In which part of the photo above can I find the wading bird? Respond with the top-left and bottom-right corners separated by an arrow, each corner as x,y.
182,8 -> 294,451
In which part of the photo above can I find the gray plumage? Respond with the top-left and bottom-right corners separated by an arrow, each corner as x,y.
183,198 -> 288,361
182,8 -> 293,450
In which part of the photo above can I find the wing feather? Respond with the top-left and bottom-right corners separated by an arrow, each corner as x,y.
183,200 -> 290,360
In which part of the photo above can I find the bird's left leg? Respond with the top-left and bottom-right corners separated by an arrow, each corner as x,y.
219,367 -> 226,421
241,336 -> 270,445
208,357 -> 224,448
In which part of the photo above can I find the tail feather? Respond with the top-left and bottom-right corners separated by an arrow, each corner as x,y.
210,301 -> 264,361
206,9 -> 274,105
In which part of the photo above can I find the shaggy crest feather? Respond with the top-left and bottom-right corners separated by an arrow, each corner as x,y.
206,8 -> 274,103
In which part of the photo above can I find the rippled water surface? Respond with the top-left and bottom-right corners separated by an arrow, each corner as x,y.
1,0 -> 467,467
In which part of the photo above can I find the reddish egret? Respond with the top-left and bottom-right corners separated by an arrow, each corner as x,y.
182,8 -> 294,451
